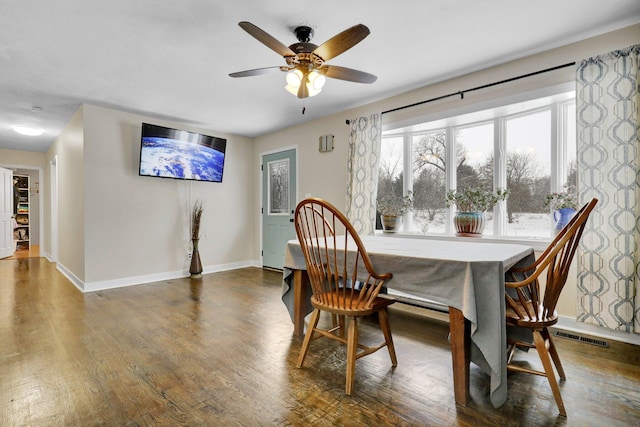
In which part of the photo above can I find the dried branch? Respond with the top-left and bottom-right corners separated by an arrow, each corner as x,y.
191,200 -> 204,240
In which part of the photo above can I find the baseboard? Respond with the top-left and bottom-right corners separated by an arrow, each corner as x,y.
556,315 -> 640,346
206,259 -> 262,272
56,262 -> 85,292
56,259 -> 261,293
82,269 -> 187,292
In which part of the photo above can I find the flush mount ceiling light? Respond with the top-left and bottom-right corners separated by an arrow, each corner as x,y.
12,125 -> 44,136
229,22 -> 376,99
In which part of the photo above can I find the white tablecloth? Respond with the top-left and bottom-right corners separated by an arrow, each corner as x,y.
282,235 -> 534,408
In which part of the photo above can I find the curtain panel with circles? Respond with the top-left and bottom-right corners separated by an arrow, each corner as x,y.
575,44 -> 640,333
345,114 -> 382,236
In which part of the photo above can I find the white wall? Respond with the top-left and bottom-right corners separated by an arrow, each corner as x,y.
253,24 -> 640,325
47,106 -> 86,281
47,104 -> 257,289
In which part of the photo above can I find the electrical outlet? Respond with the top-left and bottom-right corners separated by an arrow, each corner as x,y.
186,251 -> 192,259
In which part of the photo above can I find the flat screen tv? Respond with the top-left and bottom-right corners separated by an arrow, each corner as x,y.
139,123 -> 227,183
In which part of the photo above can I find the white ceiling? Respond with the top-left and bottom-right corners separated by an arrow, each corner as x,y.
1,1 -> 639,153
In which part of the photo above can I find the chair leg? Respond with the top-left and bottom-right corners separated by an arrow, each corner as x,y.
331,314 -> 338,328
533,330 -> 567,417
337,315 -> 346,338
345,316 -> 358,395
378,308 -> 397,366
506,341 -> 517,364
296,309 -> 321,369
543,328 -> 566,380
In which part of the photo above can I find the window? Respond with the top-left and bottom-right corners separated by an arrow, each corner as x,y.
379,88 -> 576,240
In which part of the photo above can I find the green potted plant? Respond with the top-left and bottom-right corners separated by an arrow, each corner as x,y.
445,186 -> 509,236
376,190 -> 413,233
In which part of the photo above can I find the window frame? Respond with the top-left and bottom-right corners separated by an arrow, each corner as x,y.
380,84 -> 576,246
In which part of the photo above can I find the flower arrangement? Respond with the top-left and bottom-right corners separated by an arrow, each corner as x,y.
445,186 -> 509,212
377,190 -> 414,216
544,185 -> 578,211
191,200 -> 204,240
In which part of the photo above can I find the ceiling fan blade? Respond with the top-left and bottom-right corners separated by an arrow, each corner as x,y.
322,65 -> 377,84
229,66 -> 283,78
312,24 -> 370,62
238,21 -> 295,57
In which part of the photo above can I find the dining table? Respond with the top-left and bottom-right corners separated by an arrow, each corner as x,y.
281,235 -> 534,408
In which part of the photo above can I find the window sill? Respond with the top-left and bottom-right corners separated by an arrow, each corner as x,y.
374,230 -> 551,252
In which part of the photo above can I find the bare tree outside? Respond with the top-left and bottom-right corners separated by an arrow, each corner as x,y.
377,137 -> 404,228
412,132 -> 447,219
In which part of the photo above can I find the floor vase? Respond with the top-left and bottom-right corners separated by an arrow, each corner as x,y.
189,239 -> 203,278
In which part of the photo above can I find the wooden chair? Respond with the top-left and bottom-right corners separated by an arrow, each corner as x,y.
504,198 -> 598,417
294,198 -> 397,395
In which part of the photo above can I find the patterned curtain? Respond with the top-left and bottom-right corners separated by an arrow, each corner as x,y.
345,114 -> 382,235
575,44 -> 640,333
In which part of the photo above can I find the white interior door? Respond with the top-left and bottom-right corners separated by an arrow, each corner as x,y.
0,167 -> 15,258
262,149 -> 297,269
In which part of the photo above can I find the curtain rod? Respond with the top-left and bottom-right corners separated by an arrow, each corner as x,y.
345,61 -> 576,124
381,62 -> 576,115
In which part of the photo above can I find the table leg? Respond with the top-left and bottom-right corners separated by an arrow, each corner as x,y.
449,307 -> 470,405
292,270 -> 308,336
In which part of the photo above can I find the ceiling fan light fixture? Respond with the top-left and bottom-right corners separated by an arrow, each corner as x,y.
286,69 -> 303,88
284,69 -> 325,97
308,70 -> 326,91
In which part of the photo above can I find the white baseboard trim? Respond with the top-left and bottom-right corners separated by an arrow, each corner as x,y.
555,315 -> 640,346
56,262 -> 85,292
82,270 -> 187,293
203,259 -> 262,274
80,259 -> 261,293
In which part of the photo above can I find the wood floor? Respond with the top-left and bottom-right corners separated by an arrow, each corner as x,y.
1,258 -> 638,426
6,245 -> 40,260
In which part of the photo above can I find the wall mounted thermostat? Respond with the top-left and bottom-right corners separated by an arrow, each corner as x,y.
319,134 -> 334,152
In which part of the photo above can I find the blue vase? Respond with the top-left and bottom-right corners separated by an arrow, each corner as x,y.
553,208 -> 576,234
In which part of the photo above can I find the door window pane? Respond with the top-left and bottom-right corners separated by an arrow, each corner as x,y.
268,159 -> 290,215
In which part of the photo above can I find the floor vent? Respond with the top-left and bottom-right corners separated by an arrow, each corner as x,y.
554,331 -> 609,348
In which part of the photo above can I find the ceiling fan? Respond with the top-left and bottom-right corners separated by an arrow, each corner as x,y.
229,21 -> 377,99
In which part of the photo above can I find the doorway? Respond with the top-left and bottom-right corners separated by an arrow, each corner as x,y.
261,148 -> 297,270
0,164 -> 44,259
